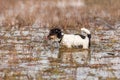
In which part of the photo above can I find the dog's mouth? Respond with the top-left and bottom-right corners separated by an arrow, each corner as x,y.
47,35 -> 57,40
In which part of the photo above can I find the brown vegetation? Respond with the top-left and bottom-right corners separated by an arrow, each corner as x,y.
0,0 -> 120,29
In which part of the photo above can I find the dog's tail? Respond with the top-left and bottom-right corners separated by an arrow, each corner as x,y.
81,28 -> 90,34
81,28 -> 91,38
81,27 -> 91,48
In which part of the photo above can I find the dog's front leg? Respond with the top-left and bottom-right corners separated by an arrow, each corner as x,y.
83,45 -> 88,49
66,44 -> 72,48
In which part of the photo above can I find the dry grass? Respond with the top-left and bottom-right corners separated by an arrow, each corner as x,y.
0,0 -> 120,29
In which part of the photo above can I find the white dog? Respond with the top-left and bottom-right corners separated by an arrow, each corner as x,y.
47,28 -> 91,49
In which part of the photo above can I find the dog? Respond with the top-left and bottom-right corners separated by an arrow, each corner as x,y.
47,27 -> 91,49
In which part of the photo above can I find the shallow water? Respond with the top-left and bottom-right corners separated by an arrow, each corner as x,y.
0,26 -> 120,80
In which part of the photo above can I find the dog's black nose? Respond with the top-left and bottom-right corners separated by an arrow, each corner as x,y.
47,35 -> 50,40
47,35 -> 53,40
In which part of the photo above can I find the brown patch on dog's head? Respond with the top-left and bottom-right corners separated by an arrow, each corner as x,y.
48,35 -> 57,40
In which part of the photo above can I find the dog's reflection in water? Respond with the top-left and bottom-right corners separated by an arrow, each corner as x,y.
58,49 -> 91,64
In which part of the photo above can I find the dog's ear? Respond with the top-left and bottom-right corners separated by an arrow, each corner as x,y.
57,30 -> 61,33
55,29 -> 61,33
56,29 -> 62,38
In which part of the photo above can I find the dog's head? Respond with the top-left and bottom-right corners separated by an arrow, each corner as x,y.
47,28 -> 62,40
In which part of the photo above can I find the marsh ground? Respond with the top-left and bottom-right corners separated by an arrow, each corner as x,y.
0,0 -> 120,80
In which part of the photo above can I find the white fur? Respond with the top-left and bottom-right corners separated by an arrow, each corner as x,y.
61,28 -> 90,49
81,28 -> 90,34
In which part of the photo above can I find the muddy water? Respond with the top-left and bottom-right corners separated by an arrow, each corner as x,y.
0,26 -> 120,80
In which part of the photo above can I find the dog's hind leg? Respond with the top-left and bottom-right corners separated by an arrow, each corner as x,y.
83,45 -> 88,49
66,44 -> 72,48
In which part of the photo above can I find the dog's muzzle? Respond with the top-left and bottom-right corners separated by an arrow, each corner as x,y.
47,35 -> 56,40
